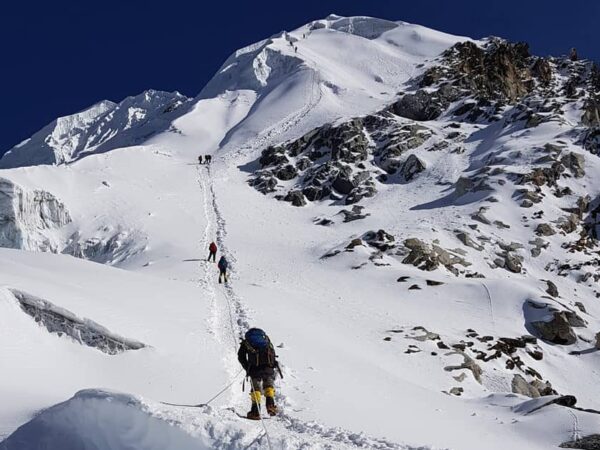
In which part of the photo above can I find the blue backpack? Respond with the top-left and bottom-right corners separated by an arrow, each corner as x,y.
245,328 -> 269,349
244,328 -> 275,368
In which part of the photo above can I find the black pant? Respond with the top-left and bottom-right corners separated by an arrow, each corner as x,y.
208,251 -> 216,262
219,268 -> 227,283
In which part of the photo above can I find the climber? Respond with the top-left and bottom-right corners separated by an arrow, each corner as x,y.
207,241 -> 217,262
205,154 -> 212,164
238,328 -> 281,419
217,255 -> 228,283
198,155 -> 203,165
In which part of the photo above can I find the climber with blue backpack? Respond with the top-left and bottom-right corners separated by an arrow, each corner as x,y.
238,328 -> 283,419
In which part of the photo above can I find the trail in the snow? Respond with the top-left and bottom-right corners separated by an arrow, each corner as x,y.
225,66 -> 323,163
190,165 -> 429,450
480,281 -> 496,332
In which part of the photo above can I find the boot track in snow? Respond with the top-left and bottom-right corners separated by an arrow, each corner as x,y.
178,163 -> 426,449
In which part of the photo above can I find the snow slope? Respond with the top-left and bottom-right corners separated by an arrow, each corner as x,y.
1,14 -> 600,450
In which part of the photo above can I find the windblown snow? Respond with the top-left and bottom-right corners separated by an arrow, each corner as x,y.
1,14 -> 600,450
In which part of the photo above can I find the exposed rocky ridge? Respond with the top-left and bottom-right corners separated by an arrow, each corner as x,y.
250,111 -> 438,206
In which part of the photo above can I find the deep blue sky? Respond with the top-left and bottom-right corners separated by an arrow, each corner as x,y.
1,0 -> 598,154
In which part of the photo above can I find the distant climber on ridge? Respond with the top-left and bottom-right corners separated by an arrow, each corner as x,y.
207,241 -> 217,262
238,328 -> 281,419
198,155 -> 203,165
217,255 -> 228,283
205,154 -> 212,164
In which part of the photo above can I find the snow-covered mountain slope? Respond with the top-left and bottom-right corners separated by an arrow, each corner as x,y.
2,14 -> 600,450
0,90 -> 189,168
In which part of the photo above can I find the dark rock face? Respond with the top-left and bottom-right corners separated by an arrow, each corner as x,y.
398,155 -> 426,181
545,280 -> 559,297
561,152 -> 585,178
531,58 -> 552,85
391,89 -> 454,121
274,164 -> 298,181
248,106 -> 434,205
421,39 -> 533,105
402,238 -> 470,274
532,311 -> 578,345
583,98 -> 600,128
283,190 -> 307,207
363,229 -> 395,251
338,205 -> 370,223
536,223 -> 556,236
561,435 -> 600,450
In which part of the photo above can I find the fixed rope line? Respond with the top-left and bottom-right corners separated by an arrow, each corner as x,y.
204,165 -> 274,449
161,369 -> 244,407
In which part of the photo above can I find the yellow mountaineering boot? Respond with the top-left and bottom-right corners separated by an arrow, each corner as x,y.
247,391 -> 261,420
265,387 -> 277,416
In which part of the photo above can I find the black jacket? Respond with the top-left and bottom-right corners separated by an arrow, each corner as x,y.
238,340 -> 277,377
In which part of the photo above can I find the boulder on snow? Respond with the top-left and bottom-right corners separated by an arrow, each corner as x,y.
444,351 -> 482,383
455,230 -> 484,251
511,374 -> 541,398
391,89 -> 452,121
545,280 -> 559,297
398,154 -> 426,181
512,374 -> 556,398
283,190 -> 307,207
362,229 -> 395,251
560,152 -> 585,178
535,223 -> 556,236
274,164 -> 299,181
531,311 -> 578,345
506,253 -> 523,273
402,238 -> 470,274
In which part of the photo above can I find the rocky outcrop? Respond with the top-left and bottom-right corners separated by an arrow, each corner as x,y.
561,152 -> 585,178
455,230 -> 483,251
249,104 -> 436,205
421,39 -> 535,113
390,88 -> 456,121
531,311 -> 579,345
444,351 -> 482,383
0,178 -> 71,252
511,374 -> 555,398
561,435 -> 600,450
402,238 -> 470,274
535,223 -> 556,236
397,155 -> 426,181
362,229 -> 395,251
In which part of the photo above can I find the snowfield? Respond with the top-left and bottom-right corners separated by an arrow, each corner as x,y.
1,14 -> 600,450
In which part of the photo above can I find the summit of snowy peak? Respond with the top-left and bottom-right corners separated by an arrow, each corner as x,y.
0,90 -> 190,168
201,16 -> 468,98
193,16 -> 470,152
